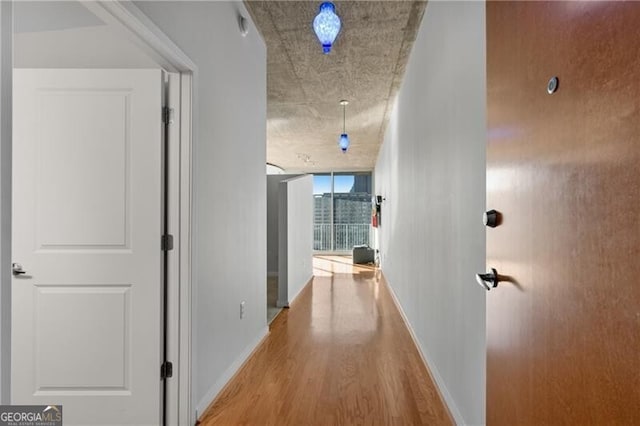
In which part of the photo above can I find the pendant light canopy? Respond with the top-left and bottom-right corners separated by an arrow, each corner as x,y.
313,2 -> 341,54
339,100 -> 350,153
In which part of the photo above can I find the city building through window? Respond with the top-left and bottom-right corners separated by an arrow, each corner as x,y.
313,172 -> 372,252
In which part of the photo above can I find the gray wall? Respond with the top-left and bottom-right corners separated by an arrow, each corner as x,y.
374,2 -> 486,424
134,1 -> 267,419
268,175 -> 313,307
266,174 -> 299,276
281,175 -> 313,306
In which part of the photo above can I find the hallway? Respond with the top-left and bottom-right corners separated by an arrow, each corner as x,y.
199,256 -> 452,425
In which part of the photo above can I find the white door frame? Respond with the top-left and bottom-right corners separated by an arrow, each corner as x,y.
0,1 -> 196,424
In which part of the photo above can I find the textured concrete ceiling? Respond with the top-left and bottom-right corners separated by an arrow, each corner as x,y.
245,1 -> 426,172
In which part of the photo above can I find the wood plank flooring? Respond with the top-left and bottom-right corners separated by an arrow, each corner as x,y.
199,256 -> 452,425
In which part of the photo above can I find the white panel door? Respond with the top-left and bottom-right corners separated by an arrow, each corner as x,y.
12,69 -> 163,426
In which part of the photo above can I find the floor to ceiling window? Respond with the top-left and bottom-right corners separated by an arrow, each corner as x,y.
313,172 -> 372,252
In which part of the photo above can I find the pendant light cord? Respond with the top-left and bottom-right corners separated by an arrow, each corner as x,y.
342,104 -> 346,133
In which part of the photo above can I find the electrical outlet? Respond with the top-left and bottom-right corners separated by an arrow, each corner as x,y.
240,301 -> 246,319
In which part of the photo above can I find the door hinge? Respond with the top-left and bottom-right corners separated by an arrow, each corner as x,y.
161,361 -> 173,379
161,234 -> 174,251
162,106 -> 174,124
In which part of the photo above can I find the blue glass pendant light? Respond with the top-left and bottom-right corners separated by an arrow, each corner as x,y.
313,2 -> 341,54
339,133 -> 350,153
339,100 -> 350,153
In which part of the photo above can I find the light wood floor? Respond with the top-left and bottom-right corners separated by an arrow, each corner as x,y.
199,256 -> 453,425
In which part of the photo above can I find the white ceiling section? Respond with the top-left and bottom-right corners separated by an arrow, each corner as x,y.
13,1 -> 158,69
13,1 -> 105,33
245,0 -> 427,173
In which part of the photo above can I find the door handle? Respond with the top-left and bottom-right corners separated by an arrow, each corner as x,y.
483,209 -> 501,227
476,268 -> 499,290
12,263 -> 26,276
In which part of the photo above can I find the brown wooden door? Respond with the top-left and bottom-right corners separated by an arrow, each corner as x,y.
486,2 -> 640,424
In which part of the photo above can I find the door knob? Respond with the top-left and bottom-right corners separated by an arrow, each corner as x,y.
12,263 -> 26,276
476,268 -> 499,290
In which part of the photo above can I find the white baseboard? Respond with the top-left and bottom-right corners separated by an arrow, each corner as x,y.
383,273 -> 465,425
195,326 -> 269,418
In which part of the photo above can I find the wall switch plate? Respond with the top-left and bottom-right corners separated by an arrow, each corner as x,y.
240,301 -> 246,319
